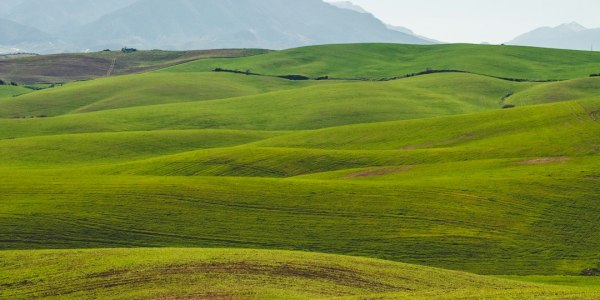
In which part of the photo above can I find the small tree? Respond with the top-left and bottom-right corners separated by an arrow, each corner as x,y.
121,47 -> 137,53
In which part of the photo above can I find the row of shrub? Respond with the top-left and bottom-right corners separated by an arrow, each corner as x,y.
376,69 -> 559,83
214,68 -> 258,75
0,79 -> 18,86
591,74 -> 600,77
12,114 -> 48,119
213,67 -> 565,83
213,68 -> 311,80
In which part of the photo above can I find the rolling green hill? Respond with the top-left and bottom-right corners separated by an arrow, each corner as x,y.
165,43 -> 600,80
1,99 -> 597,276
1,43 -> 600,298
508,77 -> 600,105
0,72 -> 319,117
0,84 -> 31,99
2,248 -> 598,300
0,130 -> 282,167
0,72 -> 534,138
105,100 -> 599,177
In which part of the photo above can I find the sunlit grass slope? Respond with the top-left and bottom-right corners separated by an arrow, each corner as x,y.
3,248 -> 598,300
508,77 -> 600,105
0,130 -> 281,167
165,43 -> 600,80
107,100 -> 600,177
1,160 -> 598,275
0,72 -> 320,117
0,85 -> 31,100
0,100 -> 598,275
0,73 -> 534,139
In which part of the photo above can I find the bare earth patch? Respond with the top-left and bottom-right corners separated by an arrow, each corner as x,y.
156,293 -> 239,300
79,262 -> 405,300
152,262 -> 402,291
517,157 -> 570,165
346,166 -> 413,178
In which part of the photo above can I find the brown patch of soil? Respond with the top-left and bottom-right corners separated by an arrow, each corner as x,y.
86,269 -> 130,278
345,166 -> 413,178
0,49 -> 268,84
517,157 -> 570,165
0,279 -> 33,288
155,262 -> 401,291
37,261 -> 408,299
157,293 -> 239,300
0,55 -> 112,84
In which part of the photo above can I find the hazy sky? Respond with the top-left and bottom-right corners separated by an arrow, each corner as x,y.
331,0 -> 600,44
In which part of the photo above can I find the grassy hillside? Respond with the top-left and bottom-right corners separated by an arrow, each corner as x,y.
508,77 -> 600,105
1,43 -> 600,297
0,130 -> 281,167
256,100 -> 598,152
3,248 -> 597,300
166,43 -> 600,80
0,72 -> 319,117
0,84 -> 31,99
2,162 -> 599,275
104,100 -> 599,177
0,73 -> 533,137
1,99 -> 597,276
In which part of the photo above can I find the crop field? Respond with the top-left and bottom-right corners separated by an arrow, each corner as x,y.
0,49 -> 269,84
1,43 -> 599,299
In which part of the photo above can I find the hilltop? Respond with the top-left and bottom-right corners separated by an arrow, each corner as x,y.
167,43 -> 600,80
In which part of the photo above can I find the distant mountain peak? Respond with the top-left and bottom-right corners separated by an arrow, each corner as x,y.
328,1 -> 369,14
555,22 -> 587,32
386,24 -> 414,35
508,21 -> 599,51
1,0 -> 437,54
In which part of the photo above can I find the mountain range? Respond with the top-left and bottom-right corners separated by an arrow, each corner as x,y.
0,18 -> 50,45
0,0 -> 433,54
2,0 -> 598,54
508,22 -> 600,51
328,1 -> 369,14
328,1 -> 440,43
